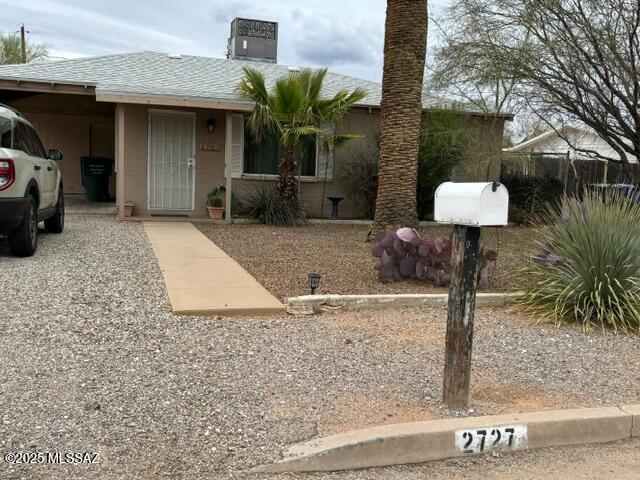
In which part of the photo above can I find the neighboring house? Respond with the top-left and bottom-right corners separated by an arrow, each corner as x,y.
504,125 -> 638,163
0,19 -> 511,219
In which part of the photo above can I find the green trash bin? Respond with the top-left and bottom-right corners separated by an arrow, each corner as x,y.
80,156 -> 114,201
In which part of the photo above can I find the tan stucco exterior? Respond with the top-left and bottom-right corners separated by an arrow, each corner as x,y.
453,115 -> 507,182
118,104 -> 384,219
3,90 -> 506,220
116,104 -> 229,217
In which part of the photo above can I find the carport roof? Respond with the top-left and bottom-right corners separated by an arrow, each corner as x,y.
0,51 -> 511,116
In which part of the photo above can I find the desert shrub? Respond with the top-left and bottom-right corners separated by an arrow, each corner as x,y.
335,142 -> 378,219
372,227 -> 497,287
242,185 -> 304,226
518,191 -> 640,335
417,109 -> 469,219
500,171 -> 563,225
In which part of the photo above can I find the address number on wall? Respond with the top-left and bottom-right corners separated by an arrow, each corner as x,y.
455,425 -> 527,454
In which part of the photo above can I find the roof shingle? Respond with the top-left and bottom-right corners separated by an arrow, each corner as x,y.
0,51 -> 502,115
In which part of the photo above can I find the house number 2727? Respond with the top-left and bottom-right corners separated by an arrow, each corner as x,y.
455,425 -> 527,454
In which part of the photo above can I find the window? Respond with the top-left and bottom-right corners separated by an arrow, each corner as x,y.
14,121 -> 46,158
0,117 -> 11,149
243,121 -> 317,177
12,121 -> 28,153
26,124 -> 47,158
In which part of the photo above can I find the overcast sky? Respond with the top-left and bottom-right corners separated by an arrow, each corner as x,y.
0,0 -> 449,82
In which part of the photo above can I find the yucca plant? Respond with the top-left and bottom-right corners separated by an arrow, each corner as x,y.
242,185 -> 304,227
518,190 -> 640,335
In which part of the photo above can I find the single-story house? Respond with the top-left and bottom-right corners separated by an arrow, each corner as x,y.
0,24 -> 511,220
504,125 -> 638,163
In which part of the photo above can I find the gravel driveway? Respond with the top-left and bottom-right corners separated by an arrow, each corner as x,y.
1,215 -> 638,479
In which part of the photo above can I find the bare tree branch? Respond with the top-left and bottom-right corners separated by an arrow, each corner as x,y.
428,0 -> 640,164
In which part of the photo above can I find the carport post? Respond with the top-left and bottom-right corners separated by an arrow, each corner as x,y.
224,112 -> 233,223
115,105 -> 125,218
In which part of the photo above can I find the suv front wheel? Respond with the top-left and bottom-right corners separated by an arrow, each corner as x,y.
44,189 -> 64,234
8,194 -> 38,257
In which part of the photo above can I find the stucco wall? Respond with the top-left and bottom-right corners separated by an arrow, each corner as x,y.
118,104 -> 148,215
288,109 -> 506,218
453,115 -> 506,182
119,104 -> 227,217
117,103 -> 506,219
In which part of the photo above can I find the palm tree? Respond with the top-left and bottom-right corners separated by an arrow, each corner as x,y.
0,33 -> 48,65
373,0 -> 428,229
238,66 -> 366,202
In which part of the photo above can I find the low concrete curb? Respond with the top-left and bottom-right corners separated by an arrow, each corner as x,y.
306,219 -> 440,226
285,292 -> 521,315
254,405 -> 640,473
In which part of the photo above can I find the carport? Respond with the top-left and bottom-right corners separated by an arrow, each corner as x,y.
0,80 -> 115,201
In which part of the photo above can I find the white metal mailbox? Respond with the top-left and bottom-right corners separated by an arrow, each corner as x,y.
434,182 -> 509,226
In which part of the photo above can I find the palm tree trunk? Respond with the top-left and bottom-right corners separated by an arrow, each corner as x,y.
278,149 -> 297,200
373,0 -> 428,230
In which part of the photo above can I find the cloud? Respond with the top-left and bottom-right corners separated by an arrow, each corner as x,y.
0,0 -> 453,82
292,18 -> 381,67
7,0 -> 192,47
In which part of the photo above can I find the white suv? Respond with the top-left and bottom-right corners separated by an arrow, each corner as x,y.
0,104 -> 64,257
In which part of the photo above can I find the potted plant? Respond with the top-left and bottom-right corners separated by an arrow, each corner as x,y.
206,184 -> 225,220
123,201 -> 135,217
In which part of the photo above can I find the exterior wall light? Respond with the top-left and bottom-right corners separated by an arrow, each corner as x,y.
207,118 -> 216,133
307,272 -> 321,295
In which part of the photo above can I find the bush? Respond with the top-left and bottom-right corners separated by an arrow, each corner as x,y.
242,185 -> 304,226
518,191 -> 640,335
417,109 -> 469,219
334,142 -> 378,219
500,172 -> 564,225
372,227 -> 497,287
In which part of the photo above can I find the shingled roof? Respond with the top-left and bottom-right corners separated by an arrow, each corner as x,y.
0,51 -> 509,116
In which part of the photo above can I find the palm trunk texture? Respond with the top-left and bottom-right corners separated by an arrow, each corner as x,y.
278,149 -> 297,200
374,0 -> 428,229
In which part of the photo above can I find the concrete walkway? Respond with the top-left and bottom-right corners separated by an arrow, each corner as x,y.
144,222 -> 284,316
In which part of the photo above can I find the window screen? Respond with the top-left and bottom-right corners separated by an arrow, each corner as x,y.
243,129 -> 281,175
297,141 -> 316,177
243,123 -> 316,177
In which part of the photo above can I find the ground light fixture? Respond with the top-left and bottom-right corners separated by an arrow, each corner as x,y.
307,272 -> 321,295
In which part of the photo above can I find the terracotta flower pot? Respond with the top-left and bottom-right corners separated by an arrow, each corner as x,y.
207,206 -> 225,220
123,201 -> 135,217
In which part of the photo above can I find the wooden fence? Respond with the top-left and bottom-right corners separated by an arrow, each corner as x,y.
501,153 -> 640,196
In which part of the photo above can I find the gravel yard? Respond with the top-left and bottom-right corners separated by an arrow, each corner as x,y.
0,215 -> 638,479
196,223 -> 539,301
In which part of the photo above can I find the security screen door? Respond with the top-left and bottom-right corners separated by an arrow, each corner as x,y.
148,111 -> 196,210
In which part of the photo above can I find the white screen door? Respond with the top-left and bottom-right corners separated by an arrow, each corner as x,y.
148,111 -> 196,210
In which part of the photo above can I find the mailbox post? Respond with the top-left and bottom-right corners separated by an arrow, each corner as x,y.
434,182 -> 509,409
